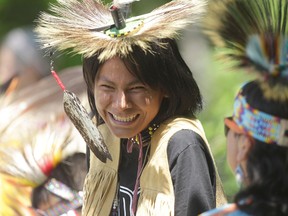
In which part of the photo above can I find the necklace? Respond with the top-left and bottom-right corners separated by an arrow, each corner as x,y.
112,123 -> 160,216
127,123 -> 160,151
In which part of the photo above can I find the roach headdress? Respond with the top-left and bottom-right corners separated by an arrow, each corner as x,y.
0,68 -> 87,185
203,0 -> 288,101
35,0 -> 207,62
0,68 -> 87,215
0,117 -> 84,216
203,0 -> 288,146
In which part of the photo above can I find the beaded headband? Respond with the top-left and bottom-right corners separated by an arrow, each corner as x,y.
233,92 -> 288,146
45,178 -> 78,201
42,178 -> 83,216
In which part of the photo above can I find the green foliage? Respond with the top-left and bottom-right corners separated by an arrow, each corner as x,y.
0,0 -> 54,38
0,0 -> 82,70
131,0 -> 170,15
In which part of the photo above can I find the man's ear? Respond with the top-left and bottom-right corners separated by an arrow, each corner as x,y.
236,135 -> 252,163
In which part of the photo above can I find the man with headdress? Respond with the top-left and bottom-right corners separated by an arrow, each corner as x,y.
35,0 -> 227,215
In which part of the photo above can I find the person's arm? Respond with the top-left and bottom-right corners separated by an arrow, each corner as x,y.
167,129 -> 216,216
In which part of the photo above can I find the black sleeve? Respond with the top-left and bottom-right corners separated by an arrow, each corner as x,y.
167,129 -> 216,216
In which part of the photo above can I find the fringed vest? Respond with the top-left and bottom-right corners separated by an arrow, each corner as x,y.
82,117 -> 227,216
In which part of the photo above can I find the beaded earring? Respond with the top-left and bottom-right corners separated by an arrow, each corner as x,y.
235,165 -> 244,187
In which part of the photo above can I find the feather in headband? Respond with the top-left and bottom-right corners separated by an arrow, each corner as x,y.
0,116 -> 84,215
202,0 -> 288,101
35,0 -> 207,62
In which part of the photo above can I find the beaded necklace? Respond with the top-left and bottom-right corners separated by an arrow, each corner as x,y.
127,123 -> 160,149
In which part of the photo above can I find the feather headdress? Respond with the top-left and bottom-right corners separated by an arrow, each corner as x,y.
0,89 -> 30,215
203,0 -> 288,146
0,67 -> 86,137
0,67 -> 87,186
202,0 -> 288,101
0,116 -> 75,187
35,0 -> 207,62
0,67 -> 88,215
0,175 -> 32,216
0,116 -> 84,215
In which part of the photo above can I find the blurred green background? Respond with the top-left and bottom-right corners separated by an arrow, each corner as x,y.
0,0 -> 254,202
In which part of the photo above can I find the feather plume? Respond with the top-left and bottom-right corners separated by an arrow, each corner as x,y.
0,92 -> 17,136
0,66 -> 87,135
35,0 -> 207,62
203,0 -> 288,101
0,116 -> 73,187
0,175 -> 32,216
0,67 -> 87,187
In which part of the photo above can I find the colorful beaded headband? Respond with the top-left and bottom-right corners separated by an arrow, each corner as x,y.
45,178 -> 79,201
42,178 -> 83,216
233,92 -> 288,146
